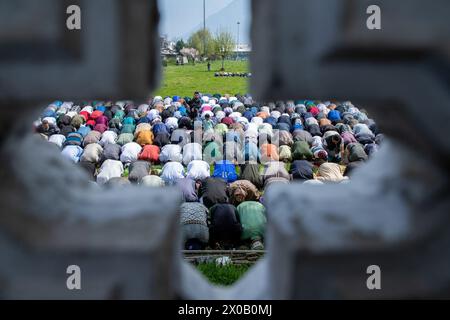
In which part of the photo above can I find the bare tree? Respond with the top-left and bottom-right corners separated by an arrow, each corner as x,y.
213,30 -> 235,71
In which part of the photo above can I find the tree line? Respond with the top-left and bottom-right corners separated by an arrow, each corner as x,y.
175,28 -> 235,68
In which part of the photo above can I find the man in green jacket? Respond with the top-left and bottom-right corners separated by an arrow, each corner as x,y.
236,201 -> 267,250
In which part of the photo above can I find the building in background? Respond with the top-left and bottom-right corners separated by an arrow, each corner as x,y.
233,43 -> 251,60
160,36 -> 177,64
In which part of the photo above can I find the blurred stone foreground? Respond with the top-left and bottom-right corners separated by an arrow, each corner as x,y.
0,0 -> 449,299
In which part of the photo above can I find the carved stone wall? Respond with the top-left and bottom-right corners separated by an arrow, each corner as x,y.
250,0 -> 450,299
0,0 -> 449,299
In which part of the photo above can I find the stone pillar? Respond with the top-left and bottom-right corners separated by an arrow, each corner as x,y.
0,0 -> 182,300
249,0 -> 450,299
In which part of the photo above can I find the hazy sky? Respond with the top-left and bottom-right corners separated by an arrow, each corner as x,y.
158,0 -> 239,40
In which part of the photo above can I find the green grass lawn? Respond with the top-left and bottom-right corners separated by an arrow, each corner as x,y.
154,60 -> 249,98
196,263 -> 251,286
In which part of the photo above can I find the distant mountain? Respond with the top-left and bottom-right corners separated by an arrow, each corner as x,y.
181,0 -> 251,44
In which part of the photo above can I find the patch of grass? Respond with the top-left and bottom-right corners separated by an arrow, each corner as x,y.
284,162 -> 291,172
209,163 -> 241,176
154,60 -> 249,97
196,263 -> 251,286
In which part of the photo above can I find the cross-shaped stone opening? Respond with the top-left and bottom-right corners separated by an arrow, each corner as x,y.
1,0 -> 449,299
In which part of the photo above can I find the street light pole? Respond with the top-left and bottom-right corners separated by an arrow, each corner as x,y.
236,21 -> 240,60
203,0 -> 206,59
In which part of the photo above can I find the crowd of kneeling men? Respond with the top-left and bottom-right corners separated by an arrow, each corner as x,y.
214,72 -> 252,78
34,92 -> 382,250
